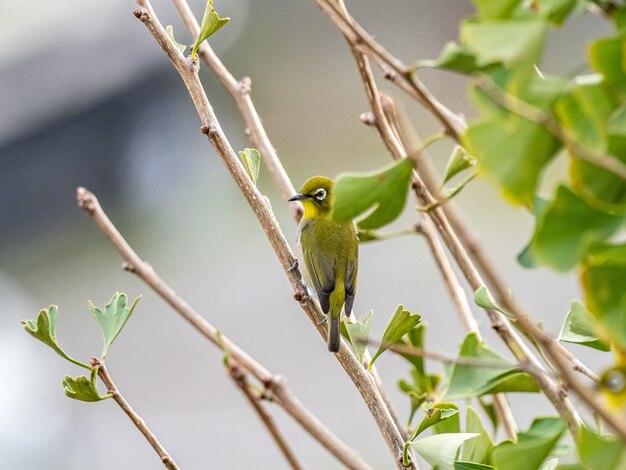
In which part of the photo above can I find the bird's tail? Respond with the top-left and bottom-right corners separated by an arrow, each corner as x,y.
328,314 -> 340,352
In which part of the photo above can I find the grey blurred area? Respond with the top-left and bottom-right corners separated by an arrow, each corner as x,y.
0,0 -> 613,468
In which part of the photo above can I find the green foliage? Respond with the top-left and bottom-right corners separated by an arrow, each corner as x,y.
462,407 -> 494,464
490,418 -> 566,470
344,310 -> 373,363
369,304 -> 421,368
239,148 -> 261,185
558,300 -> 610,351
411,433 -> 479,470
445,333 -> 539,399
166,25 -> 187,54
63,367 -> 111,402
90,293 -> 141,360
581,243 -> 626,351
577,426 -> 626,469
519,185 -> 623,271
442,145 -> 477,185
333,157 -> 415,230
191,0 -> 230,59
21,305 -> 90,370
23,293 -> 139,401
410,404 -> 459,441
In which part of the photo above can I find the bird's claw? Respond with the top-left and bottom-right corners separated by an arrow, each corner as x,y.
286,259 -> 299,272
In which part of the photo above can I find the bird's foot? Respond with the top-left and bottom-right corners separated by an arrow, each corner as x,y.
286,259 -> 299,272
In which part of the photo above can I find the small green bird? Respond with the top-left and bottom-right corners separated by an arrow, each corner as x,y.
289,176 -> 359,352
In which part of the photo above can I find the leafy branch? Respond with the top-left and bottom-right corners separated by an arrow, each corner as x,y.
76,187 -> 370,470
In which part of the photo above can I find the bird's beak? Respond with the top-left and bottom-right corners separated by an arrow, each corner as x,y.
288,193 -> 311,202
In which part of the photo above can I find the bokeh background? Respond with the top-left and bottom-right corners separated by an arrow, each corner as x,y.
1,0 -> 614,468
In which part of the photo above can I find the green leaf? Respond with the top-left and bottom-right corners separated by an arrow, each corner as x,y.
581,242 -> 626,350
442,145 -> 477,185
89,293 -> 141,360
578,425 -> 626,470
166,25 -> 187,54
539,458 -> 559,470
470,0 -> 519,19
398,377 -> 428,426
555,78 -> 626,214
432,402 -> 461,434
21,305 -> 90,370
63,368 -> 111,402
535,0 -> 577,25
520,185 -> 623,271
414,41 -> 486,75
445,333 -> 539,399
191,0 -> 230,59
238,148 -> 261,185
461,19 -> 547,89
558,300 -> 610,351
473,286 -> 505,313
589,33 -> 626,92
454,463 -> 496,470
344,310 -> 373,363
462,406 -> 494,464
369,305 -> 421,368
478,397 -> 499,431
463,112 -> 560,207
410,404 -> 459,441
491,417 -> 567,470
333,157 -> 415,230
412,433 -> 479,470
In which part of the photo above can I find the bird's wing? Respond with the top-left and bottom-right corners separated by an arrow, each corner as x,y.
344,253 -> 358,316
301,229 -> 335,314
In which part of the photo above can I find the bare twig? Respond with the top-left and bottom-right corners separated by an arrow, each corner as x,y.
77,188 -> 370,470
359,338 -> 523,371
228,362 -> 305,470
312,0 -> 466,139
170,0 -> 302,221
92,358 -> 180,470
532,326 -> 626,444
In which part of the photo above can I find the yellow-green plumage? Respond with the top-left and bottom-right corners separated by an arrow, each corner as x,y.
290,176 -> 358,352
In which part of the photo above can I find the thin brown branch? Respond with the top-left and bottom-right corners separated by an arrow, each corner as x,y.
92,358 -> 180,470
119,2 -> 412,467
384,99 -> 517,439
359,338 -> 524,371
533,326 -> 626,444
170,0 -> 302,221
77,188 -> 370,470
312,0 -> 466,139
228,362 -> 304,470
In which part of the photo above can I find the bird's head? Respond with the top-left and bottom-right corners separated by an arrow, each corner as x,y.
289,176 -> 335,218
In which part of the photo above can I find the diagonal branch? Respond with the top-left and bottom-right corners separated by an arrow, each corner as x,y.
228,362 -> 304,470
119,2 -> 412,467
93,358 -> 180,470
170,0 -> 302,221
77,187 -> 369,470
319,0 -> 581,436
331,0 -> 518,440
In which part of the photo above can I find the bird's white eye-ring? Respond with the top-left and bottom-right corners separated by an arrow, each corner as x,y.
315,188 -> 327,201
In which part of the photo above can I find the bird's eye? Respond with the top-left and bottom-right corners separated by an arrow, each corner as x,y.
315,188 -> 327,201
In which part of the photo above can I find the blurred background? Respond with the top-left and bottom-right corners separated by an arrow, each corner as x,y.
0,0 -> 614,468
